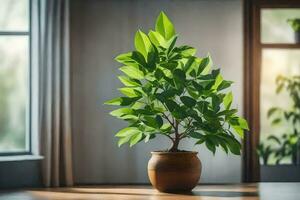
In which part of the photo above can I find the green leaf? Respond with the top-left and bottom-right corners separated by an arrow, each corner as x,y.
119,88 -> 141,97
217,109 -> 237,117
180,46 -> 196,57
115,52 -> 134,65
222,135 -> 241,155
160,124 -> 172,133
104,97 -> 122,105
165,100 -> 179,112
118,137 -> 131,147
187,87 -> 199,99
154,68 -> 164,80
197,56 -> 211,76
189,69 -> 197,78
104,97 -> 141,106
267,135 -> 281,144
267,107 -> 279,118
276,83 -> 284,94
155,115 -> 163,128
217,80 -> 233,91
156,89 -> 178,101
135,30 -> 152,59
110,108 -> 133,118
189,132 -> 204,139
212,74 -> 223,90
120,114 -> 138,121
131,101 -> 144,109
205,139 -> 216,154
238,117 -> 249,130
143,116 -> 162,128
195,138 -> 205,145
130,132 -> 144,147
118,76 -> 141,87
197,101 -> 209,113
115,127 -> 140,138
120,66 -> 144,80
173,68 -> 186,82
155,11 -> 176,40
180,96 -> 196,108
232,126 -> 244,138
135,109 -> 154,115
148,30 -> 166,47
271,118 -> 281,125
131,51 -> 147,67
145,134 -> 156,143
223,92 -> 233,109
183,57 -> 196,72
167,36 -> 177,55
219,140 -> 229,154
172,109 -> 186,119
125,97 -> 141,106
211,94 -> 221,112
147,51 -> 158,72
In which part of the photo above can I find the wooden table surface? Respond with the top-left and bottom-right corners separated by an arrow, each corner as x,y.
0,183 -> 299,200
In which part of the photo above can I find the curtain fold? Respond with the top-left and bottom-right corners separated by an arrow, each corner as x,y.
39,0 -> 73,187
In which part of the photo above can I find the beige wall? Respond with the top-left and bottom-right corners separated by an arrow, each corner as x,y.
70,0 -> 244,184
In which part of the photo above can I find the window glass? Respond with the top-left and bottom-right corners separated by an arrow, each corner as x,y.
260,49 -> 300,164
261,9 -> 300,44
0,0 -> 29,32
0,36 -> 29,152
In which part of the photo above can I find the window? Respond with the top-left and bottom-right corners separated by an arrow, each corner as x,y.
0,0 -> 30,154
244,0 -> 300,181
259,8 -> 300,165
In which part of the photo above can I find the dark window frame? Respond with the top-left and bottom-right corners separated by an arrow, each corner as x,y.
243,0 -> 300,182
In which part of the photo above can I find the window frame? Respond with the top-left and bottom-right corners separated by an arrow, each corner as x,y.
0,0 -> 39,156
243,0 -> 300,182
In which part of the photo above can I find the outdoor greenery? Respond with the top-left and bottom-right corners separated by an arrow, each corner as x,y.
0,38 -> 27,152
258,75 -> 300,165
105,12 -> 249,154
287,18 -> 300,32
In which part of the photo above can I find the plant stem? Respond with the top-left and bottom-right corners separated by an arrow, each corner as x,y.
162,113 -> 176,130
169,137 -> 180,152
169,119 -> 180,152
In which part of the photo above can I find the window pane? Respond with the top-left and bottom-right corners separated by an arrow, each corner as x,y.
260,49 -> 300,164
0,36 -> 29,153
261,9 -> 300,44
0,0 -> 29,31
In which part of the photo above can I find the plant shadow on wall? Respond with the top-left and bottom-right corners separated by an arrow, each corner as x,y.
257,75 -> 300,166
104,12 -> 249,192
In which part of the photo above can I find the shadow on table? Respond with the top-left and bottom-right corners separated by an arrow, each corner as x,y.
190,191 -> 258,197
31,189 -> 258,198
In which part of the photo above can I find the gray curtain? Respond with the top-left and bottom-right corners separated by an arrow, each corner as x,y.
39,0 -> 73,187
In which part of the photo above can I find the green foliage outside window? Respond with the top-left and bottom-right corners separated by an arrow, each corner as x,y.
287,18 -> 300,32
258,75 -> 300,165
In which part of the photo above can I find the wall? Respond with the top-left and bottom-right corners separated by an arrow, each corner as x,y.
70,0 -> 243,184
0,159 -> 42,189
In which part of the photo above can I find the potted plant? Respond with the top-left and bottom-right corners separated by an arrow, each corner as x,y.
105,12 -> 249,192
259,75 -> 300,182
287,18 -> 300,43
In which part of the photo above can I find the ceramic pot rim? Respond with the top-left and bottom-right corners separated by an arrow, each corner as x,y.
151,151 -> 198,155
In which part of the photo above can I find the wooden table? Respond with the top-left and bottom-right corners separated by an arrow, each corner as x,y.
0,183 -> 299,200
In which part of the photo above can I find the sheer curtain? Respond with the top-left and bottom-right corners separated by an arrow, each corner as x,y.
39,0 -> 73,187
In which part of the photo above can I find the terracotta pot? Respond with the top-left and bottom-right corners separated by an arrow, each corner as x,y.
147,151 -> 201,192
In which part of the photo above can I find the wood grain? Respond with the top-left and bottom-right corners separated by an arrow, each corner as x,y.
1,183 -> 300,200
